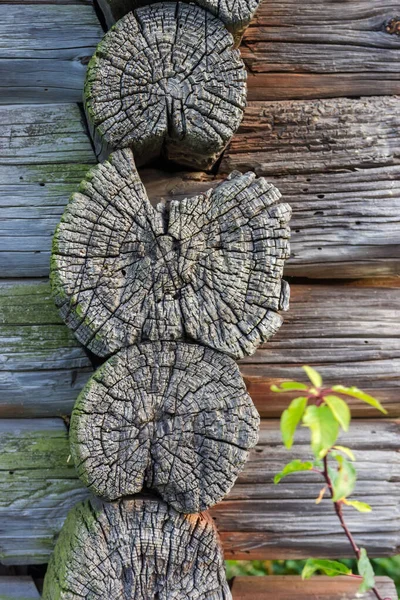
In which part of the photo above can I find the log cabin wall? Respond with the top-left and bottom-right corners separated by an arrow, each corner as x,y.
0,0 -> 399,574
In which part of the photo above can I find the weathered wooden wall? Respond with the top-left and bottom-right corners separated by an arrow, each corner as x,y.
0,0 -> 399,572
0,419 -> 398,564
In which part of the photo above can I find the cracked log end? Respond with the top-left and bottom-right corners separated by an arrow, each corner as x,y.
70,341 -> 259,512
97,0 -> 261,46
84,2 -> 247,168
42,496 -> 232,599
51,148 -> 291,359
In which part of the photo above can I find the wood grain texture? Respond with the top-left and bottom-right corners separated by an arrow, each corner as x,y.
0,104 -> 96,277
230,576 -> 397,600
0,418 -> 399,564
246,73 -> 400,102
2,101 -> 399,279
0,577 -> 40,599
0,280 -> 92,417
220,96 -> 400,277
42,497 -> 231,599
0,5 -> 103,103
221,97 -> 400,177
242,1 -> 400,73
70,342 -> 259,512
241,1 -> 400,100
85,3 -> 247,167
52,148 -> 290,359
97,0 -> 260,45
1,279 -> 399,418
143,164 -> 400,279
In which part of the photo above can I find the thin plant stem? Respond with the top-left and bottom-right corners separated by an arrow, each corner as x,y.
322,455 -> 389,600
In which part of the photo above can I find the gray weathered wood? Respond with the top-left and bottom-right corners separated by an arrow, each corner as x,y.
2,99 -> 399,278
84,3 -> 247,167
242,2 -> 400,75
97,0 -> 261,45
230,576 -> 397,600
0,104 -> 96,277
0,279 -> 91,417
52,148 -> 290,359
0,418 -> 398,563
143,165 -> 400,279
70,342 -> 259,512
42,496 -> 231,599
1,279 -> 399,418
221,96 -> 400,176
0,5 -> 103,103
241,1 -> 400,101
0,577 -> 40,599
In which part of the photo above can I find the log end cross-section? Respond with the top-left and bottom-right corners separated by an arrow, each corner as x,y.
70,341 -> 260,512
84,2 -> 247,168
42,496 -> 232,599
51,148 -> 291,359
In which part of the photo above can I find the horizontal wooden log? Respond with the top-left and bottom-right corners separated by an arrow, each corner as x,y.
230,576 -> 397,600
221,97 -> 400,177
0,280 -> 92,417
220,96 -> 400,277
0,5 -> 103,103
239,1 -> 400,100
247,73 -> 400,102
3,101 -> 399,279
0,418 -> 398,563
0,577 -> 39,599
0,104 -> 96,277
1,279 -> 399,418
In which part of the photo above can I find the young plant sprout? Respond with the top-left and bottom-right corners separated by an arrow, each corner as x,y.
272,366 -> 391,600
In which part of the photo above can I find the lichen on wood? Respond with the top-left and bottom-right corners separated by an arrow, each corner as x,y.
51,148 -> 291,359
70,341 -> 259,512
84,2 -> 247,168
42,496 -> 232,599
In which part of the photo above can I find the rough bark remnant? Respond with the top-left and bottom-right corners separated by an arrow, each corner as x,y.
42,496 -> 232,599
51,148 -> 291,359
84,2 -> 247,168
97,0 -> 261,45
70,341 -> 259,512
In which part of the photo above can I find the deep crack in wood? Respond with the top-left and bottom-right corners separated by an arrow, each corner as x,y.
84,2 -> 247,168
70,341 -> 260,512
51,148 -> 291,359
42,496 -> 232,599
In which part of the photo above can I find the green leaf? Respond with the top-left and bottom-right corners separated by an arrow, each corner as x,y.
331,386 -> 387,415
280,397 -> 308,449
324,395 -> 351,432
330,455 -> 357,501
274,459 -> 315,484
302,405 -> 340,458
344,499 -> 372,513
302,558 -> 352,579
358,548 -> 376,593
333,446 -> 356,461
303,366 -> 323,388
271,381 -> 309,393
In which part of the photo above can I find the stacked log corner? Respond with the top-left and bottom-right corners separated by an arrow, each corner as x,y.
43,2 -> 291,598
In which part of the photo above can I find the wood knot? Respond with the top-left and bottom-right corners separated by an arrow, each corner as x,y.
385,17 -> 400,35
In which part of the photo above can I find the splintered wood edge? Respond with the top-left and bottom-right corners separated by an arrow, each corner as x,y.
70,341 -> 260,512
42,497 -> 232,599
51,148 -> 291,359
84,3 -> 247,167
